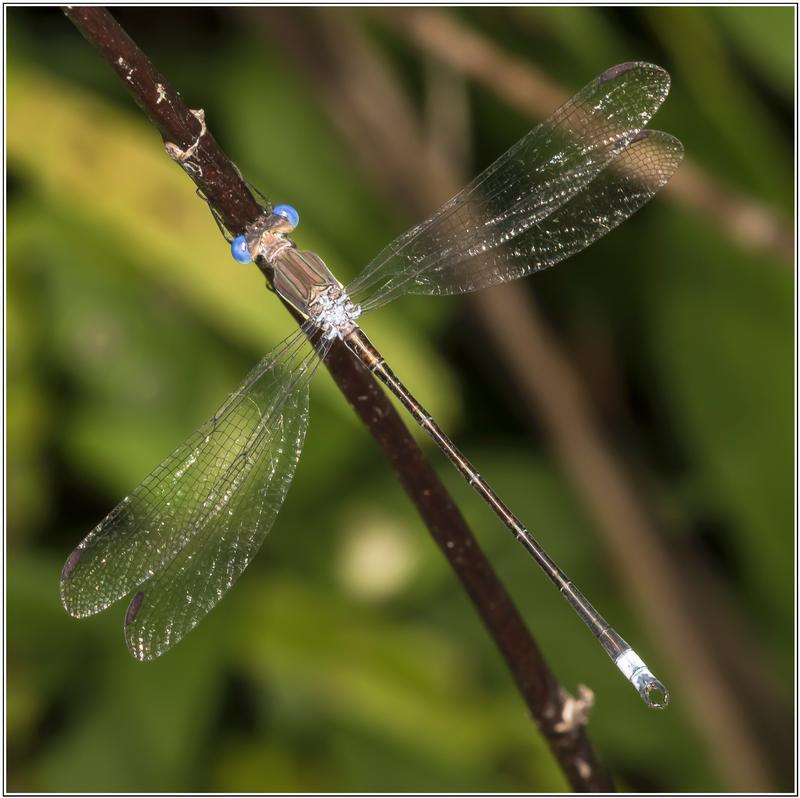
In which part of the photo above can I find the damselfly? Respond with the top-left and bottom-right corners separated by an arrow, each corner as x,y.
61,62 -> 683,708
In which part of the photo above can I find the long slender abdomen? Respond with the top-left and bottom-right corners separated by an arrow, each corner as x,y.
342,326 -> 668,709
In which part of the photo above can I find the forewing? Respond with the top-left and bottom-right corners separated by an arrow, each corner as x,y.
123,341 -> 328,660
60,324 -> 320,627
346,62 -> 673,310
412,130 -> 684,295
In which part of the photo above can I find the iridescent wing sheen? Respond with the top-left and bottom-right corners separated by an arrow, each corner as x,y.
61,323 -> 331,660
406,130 -> 683,297
346,62 -> 678,311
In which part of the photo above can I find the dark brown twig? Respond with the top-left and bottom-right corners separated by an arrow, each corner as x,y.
62,7 -> 612,791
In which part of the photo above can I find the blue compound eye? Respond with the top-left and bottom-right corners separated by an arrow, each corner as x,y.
231,235 -> 252,264
273,204 -> 299,230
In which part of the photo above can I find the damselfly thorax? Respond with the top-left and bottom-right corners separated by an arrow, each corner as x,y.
243,211 -> 363,342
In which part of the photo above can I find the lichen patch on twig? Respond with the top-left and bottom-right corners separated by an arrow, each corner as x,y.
164,108 -> 207,164
554,685 -> 595,733
116,55 -> 135,83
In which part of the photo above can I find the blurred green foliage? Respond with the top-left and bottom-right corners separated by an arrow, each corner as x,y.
6,6 -> 793,793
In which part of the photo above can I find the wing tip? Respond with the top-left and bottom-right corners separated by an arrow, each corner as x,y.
61,546 -> 83,582
599,62 -> 635,82
124,592 -> 161,662
60,547 -> 85,617
599,61 -> 671,96
599,61 -> 662,80
125,639 -> 154,662
629,129 -> 685,165
125,590 -> 145,626
60,594 -> 82,619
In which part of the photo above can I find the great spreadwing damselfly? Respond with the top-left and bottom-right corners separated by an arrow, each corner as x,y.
61,62 -> 683,708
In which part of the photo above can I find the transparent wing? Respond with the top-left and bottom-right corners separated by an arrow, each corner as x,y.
61,323 -> 331,659
346,62 -> 674,311
123,338 -> 331,661
411,130 -> 684,295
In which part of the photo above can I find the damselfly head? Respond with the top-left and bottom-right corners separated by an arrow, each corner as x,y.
230,204 -> 299,265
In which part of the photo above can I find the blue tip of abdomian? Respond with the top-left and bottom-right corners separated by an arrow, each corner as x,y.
273,204 -> 300,230
231,235 -> 252,263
